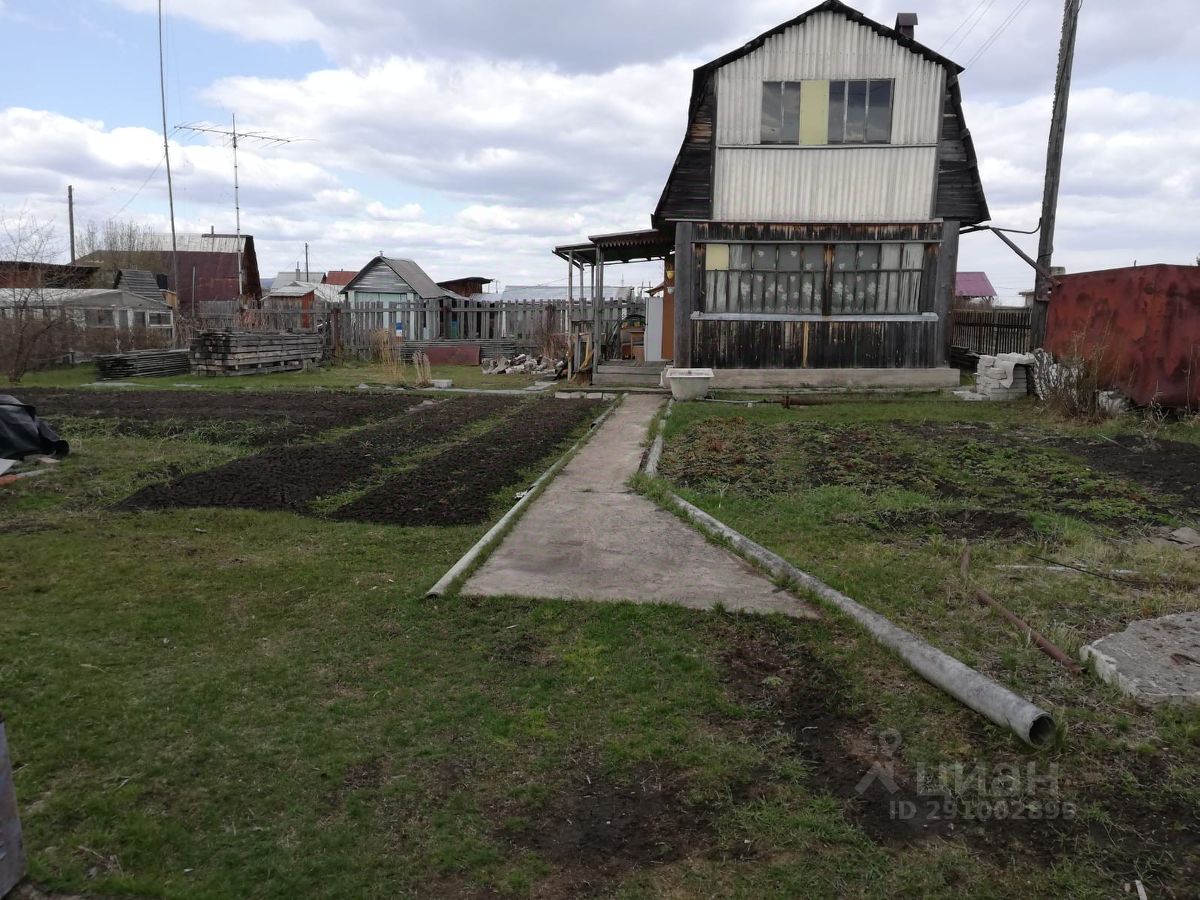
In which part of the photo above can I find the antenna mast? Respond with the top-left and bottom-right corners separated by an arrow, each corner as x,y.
175,118 -> 297,299
157,0 -> 180,314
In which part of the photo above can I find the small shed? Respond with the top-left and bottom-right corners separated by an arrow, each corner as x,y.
1046,264 -> 1200,408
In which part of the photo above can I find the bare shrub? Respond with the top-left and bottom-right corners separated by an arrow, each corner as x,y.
0,213 -> 67,384
371,329 -> 409,386
411,350 -> 433,388
1032,332 -> 1118,421
531,314 -> 569,361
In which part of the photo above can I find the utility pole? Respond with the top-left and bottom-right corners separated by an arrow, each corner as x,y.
1031,0 -> 1082,347
157,0 -> 180,313
175,119 -> 297,300
305,242 -> 309,281
67,185 -> 76,263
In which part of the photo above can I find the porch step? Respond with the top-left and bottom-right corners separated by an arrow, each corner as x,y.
594,361 -> 670,387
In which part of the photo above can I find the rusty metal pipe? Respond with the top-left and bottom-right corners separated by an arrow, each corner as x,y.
975,589 -> 1085,676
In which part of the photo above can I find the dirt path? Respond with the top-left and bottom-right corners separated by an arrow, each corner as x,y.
461,395 -> 817,618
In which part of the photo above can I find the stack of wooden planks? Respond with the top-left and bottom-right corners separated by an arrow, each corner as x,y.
95,349 -> 191,380
190,331 -> 324,377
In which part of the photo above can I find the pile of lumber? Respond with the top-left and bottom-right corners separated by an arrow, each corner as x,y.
95,349 -> 190,380
190,331 -> 323,377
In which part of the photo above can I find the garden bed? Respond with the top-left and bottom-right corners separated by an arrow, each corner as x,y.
120,395 -> 519,515
334,399 -> 603,526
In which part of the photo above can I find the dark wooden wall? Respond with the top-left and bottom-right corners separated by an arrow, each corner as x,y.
934,76 -> 989,225
654,74 -> 716,222
692,318 -> 940,369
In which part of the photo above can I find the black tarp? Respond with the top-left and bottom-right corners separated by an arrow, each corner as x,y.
0,395 -> 69,460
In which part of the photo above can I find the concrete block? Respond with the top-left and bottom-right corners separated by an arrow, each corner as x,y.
1081,610 -> 1200,707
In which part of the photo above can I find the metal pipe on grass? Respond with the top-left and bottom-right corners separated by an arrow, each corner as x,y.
659,492 -> 1058,748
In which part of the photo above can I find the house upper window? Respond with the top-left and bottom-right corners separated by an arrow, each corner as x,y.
759,79 -> 894,145
760,81 -> 801,143
828,79 -> 893,144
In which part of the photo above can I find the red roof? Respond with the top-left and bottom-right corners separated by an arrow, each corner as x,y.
955,271 -> 997,297
323,270 -> 357,286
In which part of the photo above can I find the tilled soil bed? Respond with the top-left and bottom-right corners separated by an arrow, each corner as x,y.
17,387 -> 433,445
121,395 -> 519,514
334,399 -> 604,526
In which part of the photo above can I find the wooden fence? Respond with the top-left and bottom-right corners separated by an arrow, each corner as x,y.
185,296 -> 645,361
950,307 -> 1032,359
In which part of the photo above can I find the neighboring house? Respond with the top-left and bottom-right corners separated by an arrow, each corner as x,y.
0,260 -> 99,289
322,271 -> 358,287
77,233 -> 262,315
554,0 -> 988,387
341,256 -> 483,340
438,276 -> 494,298
0,288 -> 174,332
955,271 -> 998,306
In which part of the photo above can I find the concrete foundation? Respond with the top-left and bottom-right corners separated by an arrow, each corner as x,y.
1081,610 -> 1200,707
710,367 -> 961,390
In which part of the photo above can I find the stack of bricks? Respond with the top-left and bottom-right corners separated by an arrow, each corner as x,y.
973,353 -> 1034,400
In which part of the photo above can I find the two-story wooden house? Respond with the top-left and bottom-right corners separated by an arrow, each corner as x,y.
556,1 -> 988,388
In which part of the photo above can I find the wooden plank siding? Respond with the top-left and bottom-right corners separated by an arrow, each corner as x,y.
950,308 -> 1032,355
693,318 -> 939,368
934,75 -> 989,224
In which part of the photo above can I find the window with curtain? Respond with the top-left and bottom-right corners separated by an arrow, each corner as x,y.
705,242 -> 925,316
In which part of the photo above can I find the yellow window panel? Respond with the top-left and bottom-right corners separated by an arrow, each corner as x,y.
706,243 -> 730,271
800,80 -> 829,145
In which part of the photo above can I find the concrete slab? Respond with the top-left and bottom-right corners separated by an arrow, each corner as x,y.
462,394 -> 817,618
710,367 -> 960,391
1081,610 -> 1200,707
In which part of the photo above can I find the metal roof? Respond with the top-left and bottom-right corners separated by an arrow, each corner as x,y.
268,281 -> 342,302
553,228 -> 675,266
341,257 -> 466,300
955,271 -> 998,297
0,288 -> 171,310
138,233 -> 250,254
500,285 -> 635,303
114,269 -> 166,301
273,270 -> 326,286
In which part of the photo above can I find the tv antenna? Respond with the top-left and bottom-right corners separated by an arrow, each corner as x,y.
175,116 -> 298,296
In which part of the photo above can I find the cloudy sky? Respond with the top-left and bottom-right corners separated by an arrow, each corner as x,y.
1,0 -> 1197,298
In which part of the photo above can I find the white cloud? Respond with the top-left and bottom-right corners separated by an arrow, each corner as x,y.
7,2 -> 1200,293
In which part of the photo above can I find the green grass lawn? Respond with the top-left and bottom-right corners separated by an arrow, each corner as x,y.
13,361 -> 539,392
3,391 -> 1198,898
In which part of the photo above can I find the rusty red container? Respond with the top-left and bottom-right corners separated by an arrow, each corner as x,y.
1046,264 -> 1200,408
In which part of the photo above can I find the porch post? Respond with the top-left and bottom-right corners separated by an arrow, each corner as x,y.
591,250 -> 605,373
934,220 -> 960,367
673,221 -> 695,367
566,251 -> 575,378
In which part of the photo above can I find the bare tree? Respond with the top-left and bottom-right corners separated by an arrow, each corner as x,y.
76,217 -> 166,287
0,212 -> 69,384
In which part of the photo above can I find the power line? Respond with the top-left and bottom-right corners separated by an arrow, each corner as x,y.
964,0 -> 1037,68
938,0 -> 989,51
946,0 -> 999,56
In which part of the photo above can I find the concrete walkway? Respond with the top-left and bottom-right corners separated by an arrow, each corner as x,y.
462,394 -> 818,618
